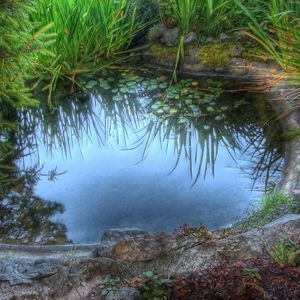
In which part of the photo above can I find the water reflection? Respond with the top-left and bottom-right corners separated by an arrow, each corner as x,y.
0,166 -> 68,244
2,71 -> 285,244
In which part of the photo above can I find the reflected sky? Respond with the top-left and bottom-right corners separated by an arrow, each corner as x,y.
16,72 -> 284,244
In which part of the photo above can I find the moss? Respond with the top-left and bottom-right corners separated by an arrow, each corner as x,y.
149,43 -> 178,65
198,43 -> 235,71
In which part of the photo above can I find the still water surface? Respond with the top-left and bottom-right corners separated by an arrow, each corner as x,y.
12,70 -> 284,244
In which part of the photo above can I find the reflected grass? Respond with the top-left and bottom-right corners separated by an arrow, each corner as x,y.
17,73 -> 284,190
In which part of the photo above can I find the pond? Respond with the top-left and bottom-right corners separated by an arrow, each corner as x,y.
1,68 -> 285,245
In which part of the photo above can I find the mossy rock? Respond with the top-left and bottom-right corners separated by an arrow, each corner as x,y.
148,43 -> 178,66
198,43 -> 235,71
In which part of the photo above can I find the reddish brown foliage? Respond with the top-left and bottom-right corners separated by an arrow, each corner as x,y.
170,255 -> 300,300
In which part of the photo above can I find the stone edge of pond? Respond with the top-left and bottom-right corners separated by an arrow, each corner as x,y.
0,65 -> 299,254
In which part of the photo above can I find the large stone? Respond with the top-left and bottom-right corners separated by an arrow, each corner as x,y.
184,32 -> 198,46
147,23 -> 180,47
205,37 -> 217,45
161,27 -> 180,47
234,30 -> 249,41
101,228 -> 148,248
105,287 -> 143,300
109,232 -> 186,262
220,33 -> 232,43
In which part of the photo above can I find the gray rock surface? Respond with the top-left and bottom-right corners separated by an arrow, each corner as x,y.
101,228 -> 148,248
205,37 -> 217,44
106,287 -> 143,300
220,33 -> 232,43
148,23 -> 180,47
161,26 -> 180,47
0,214 -> 299,299
184,32 -> 198,46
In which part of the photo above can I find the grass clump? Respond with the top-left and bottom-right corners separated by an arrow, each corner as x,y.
233,190 -> 300,233
270,241 -> 300,267
260,190 -> 291,216
30,0 -> 151,103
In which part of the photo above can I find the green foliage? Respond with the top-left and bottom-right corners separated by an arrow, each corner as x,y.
199,43 -> 235,70
141,271 -> 173,300
234,0 -> 300,111
0,0 -> 38,118
260,190 -> 290,216
270,240 -> 300,266
233,190 -> 300,232
101,276 -> 120,296
156,0 -> 262,38
0,0 -> 39,195
30,0 -> 151,103
158,0 -> 200,34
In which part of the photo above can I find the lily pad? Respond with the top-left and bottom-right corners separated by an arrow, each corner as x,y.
113,95 -> 123,101
120,87 -> 129,93
148,85 -> 158,91
126,81 -> 136,87
220,106 -> 229,111
179,117 -> 189,124
206,106 -> 215,112
215,115 -> 224,121
185,99 -> 193,105
156,109 -> 164,114
85,80 -> 98,89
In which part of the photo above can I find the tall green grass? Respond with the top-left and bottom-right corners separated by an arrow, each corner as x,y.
234,0 -> 300,112
157,0 -> 264,38
31,0 -> 150,103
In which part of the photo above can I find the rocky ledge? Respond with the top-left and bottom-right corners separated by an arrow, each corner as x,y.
0,214 -> 299,299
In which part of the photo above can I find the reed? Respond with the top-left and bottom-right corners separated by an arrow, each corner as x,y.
31,0 -> 150,103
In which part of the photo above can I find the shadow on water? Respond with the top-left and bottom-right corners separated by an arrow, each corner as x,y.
0,69 -> 285,244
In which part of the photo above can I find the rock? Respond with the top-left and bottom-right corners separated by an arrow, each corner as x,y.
0,258 -> 61,286
106,287 -> 143,300
185,47 -> 202,64
205,37 -> 217,45
147,23 -> 180,47
161,27 -> 180,47
184,32 -> 198,46
147,23 -> 166,42
293,190 -> 300,200
220,33 -> 232,43
109,232 -> 186,262
228,58 -> 248,75
234,30 -> 249,41
264,214 -> 300,228
101,228 -> 148,248
231,46 -> 244,57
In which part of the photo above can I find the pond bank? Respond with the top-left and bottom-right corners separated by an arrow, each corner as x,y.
0,214 -> 299,299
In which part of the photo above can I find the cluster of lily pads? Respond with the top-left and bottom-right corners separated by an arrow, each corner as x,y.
149,79 -> 231,125
84,69 -> 246,127
84,68 -> 170,103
